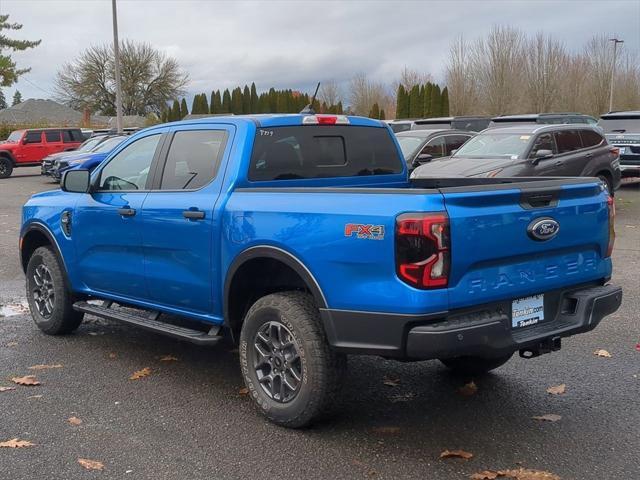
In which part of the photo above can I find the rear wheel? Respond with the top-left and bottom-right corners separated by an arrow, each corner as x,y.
440,353 -> 513,376
0,157 -> 13,178
239,291 -> 346,428
26,246 -> 84,335
597,173 -> 613,196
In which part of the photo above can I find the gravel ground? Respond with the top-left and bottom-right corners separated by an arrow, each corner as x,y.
1,167 -> 638,480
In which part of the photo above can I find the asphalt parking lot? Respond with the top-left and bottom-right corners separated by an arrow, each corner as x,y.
1,167 -> 638,480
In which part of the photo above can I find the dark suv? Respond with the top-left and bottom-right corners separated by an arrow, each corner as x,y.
489,113 -> 598,128
411,124 -> 621,194
395,129 -> 474,170
598,111 -> 640,180
412,116 -> 490,132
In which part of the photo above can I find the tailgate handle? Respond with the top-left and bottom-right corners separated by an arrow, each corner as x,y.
520,192 -> 558,209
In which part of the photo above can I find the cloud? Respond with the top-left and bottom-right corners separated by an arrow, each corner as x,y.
3,0 -> 639,103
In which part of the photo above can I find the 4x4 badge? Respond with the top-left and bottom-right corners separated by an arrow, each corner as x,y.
345,223 -> 385,240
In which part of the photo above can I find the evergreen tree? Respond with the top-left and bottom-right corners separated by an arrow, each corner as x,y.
429,84 -> 441,119
0,89 -> 6,109
160,106 -> 168,123
396,85 -> 408,119
423,83 -> 433,117
440,87 -> 450,116
408,85 -> 421,118
191,94 -> 200,114
379,109 -> 386,120
268,88 -> 277,112
221,89 -> 231,113
250,82 -> 258,112
242,85 -> 251,114
368,102 -> 380,119
12,89 -> 22,106
180,98 -> 189,118
231,87 -> 243,114
276,91 -> 288,113
170,99 -> 180,121
336,101 -> 343,114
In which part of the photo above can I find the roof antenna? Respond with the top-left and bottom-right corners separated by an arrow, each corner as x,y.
300,82 -> 321,114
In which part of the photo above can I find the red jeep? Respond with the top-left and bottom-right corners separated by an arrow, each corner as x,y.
0,128 -> 84,178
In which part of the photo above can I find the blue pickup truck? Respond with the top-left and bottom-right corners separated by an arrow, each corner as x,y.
20,114 -> 622,427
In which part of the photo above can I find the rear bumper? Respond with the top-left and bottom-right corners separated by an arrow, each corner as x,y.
320,283 -> 622,359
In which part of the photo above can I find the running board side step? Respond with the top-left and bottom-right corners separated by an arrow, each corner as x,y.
73,301 -> 223,346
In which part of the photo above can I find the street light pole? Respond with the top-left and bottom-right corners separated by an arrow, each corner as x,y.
112,0 -> 123,133
608,38 -> 624,113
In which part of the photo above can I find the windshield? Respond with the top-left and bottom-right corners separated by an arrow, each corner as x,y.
454,132 -> 531,159
598,116 -> 640,133
396,136 -> 426,159
6,131 -> 23,142
78,136 -> 104,152
93,136 -> 126,153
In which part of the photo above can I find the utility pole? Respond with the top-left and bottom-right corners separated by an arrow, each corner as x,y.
608,38 -> 624,113
112,0 -> 123,133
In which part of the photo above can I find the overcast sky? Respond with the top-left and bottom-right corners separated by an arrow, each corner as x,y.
3,0 -> 640,104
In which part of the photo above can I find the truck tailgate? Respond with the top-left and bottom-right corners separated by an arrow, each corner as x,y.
441,179 -> 612,309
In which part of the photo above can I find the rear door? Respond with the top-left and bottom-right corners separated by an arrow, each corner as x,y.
140,126 -> 232,317
440,179 -> 611,310
553,129 -> 584,175
44,130 -> 64,155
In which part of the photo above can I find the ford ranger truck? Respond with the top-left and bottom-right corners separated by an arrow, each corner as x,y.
20,114 -> 622,428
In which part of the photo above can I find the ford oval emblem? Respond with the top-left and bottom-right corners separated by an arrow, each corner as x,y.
527,217 -> 560,241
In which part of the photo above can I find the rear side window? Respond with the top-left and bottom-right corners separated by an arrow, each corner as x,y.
25,131 -> 43,144
249,126 -> 402,181
554,130 -> 583,153
579,130 -> 604,148
160,130 -> 228,190
62,129 -> 83,143
45,130 -> 61,142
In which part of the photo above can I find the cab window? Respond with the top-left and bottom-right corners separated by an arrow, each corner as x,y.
97,135 -> 161,191
421,136 -> 445,158
45,130 -> 61,143
24,131 -> 43,144
553,130 -> 583,154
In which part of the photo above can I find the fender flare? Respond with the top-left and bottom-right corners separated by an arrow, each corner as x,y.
20,222 -> 68,277
223,245 -> 328,323
0,150 -> 16,166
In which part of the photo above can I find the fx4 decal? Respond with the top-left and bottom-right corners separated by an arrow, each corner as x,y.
344,223 -> 385,240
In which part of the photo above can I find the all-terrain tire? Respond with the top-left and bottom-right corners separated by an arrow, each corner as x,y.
239,291 -> 346,428
25,246 -> 84,335
439,353 -> 514,376
0,157 -> 13,178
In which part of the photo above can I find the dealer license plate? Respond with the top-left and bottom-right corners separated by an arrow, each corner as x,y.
512,294 -> 544,329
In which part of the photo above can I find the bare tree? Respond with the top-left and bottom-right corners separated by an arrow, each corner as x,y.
348,73 -> 391,116
318,79 -> 342,108
613,52 -> 640,112
471,25 -> 525,115
397,66 -> 432,90
556,54 -> 590,113
583,35 -> 615,116
445,36 -> 478,115
55,40 -> 188,116
522,33 -> 567,112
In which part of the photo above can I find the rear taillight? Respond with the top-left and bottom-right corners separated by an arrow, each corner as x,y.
396,213 -> 450,289
606,195 -> 615,257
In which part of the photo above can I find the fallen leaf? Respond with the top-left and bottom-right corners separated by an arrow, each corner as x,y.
532,414 -> 562,422
11,375 -> 40,386
471,471 -> 499,480
78,458 -> 104,471
389,392 -> 416,403
108,352 -> 117,359
546,384 -> 566,395
27,395 -> 43,399
6,342 -> 18,347
160,355 -> 178,362
129,368 -> 151,380
371,426 -> 401,434
0,386 -> 16,392
28,364 -> 63,370
458,381 -> 478,396
238,387 -> 249,396
499,468 -> 561,480
383,376 -> 400,387
594,349 -> 612,358
0,438 -> 34,448
68,417 -> 82,425
636,343 -> 640,352
440,449 -> 474,460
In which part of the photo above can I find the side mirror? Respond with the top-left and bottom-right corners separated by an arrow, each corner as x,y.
61,169 -> 91,193
412,153 -> 433,168
531,149 -> 553,164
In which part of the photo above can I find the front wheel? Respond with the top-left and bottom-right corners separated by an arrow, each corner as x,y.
26,246 -> 84,335
0,157 -> 13,178
439,353 -> 513,376
239,292 -> 346,428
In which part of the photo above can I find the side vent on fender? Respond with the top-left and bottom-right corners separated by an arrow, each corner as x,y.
61,211 -> 72,237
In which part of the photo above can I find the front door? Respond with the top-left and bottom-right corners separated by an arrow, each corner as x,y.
21,130 -> 46,163
141,127 -> 231,316
73,133 -> 163,300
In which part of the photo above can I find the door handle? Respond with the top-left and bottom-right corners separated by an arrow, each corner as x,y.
585,152 -> 593,158
118,208 -> 136,217
554,161 -> 563,166
183,210 -> 205,220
